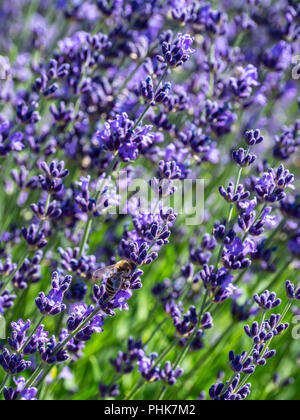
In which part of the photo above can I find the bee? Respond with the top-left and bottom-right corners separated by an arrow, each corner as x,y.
92,260 -> 135,298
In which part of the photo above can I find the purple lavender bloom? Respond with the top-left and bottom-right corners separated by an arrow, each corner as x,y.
285,281 -> 300,301
10,132 -> 24,152
21,224 -> 47,250
229,351 -> 256,375
209,374 -> 251,401
31,200 -> 62,221
0,257 -> 17,278
39,335 -> 69,365
157,33 -> 195,68
67,303 -> 104,342
4,376 -> 38,401
110,336 -> 145,374
97,113 -> 156,162
232,148 -> 257,168
255,165 -> 294,203
219,182 -> 250,204
253,290 -> 281,311
160,361 -> 184,385
223,238 -> 256,270
229,65 -> 260,99
274,124 -> 300,160
262,41 -> 292,72
113,290 -> 133,311
8,319 -> 31,352
35,272 -> 72,316
38,160 -> 69,194
137,353 -> 160,383
0,290 -> 16,314
99,383 -> 120,399
199,265 -> 236,304
245,129 -> 264,147
0,348 -> 31,375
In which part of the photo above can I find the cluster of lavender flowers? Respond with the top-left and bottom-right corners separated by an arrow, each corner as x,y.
0,0 -> 299,401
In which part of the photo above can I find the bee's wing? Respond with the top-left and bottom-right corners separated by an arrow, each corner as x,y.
92,265 -> 118,281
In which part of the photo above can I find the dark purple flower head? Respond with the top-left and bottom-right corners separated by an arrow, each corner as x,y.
0,290 -> 17,314
16,101 -> 41,125
110,336 -> 145,375
219,182 -> 250,204
209,374 -> 251,401
4,376 -> 38,400
199,265 -> 236,304
229,65 -> 259,99
255,165 -> 294,203
253,290 -> 281,311
273,123 -> 300,161
285,281 -> 300,301
223,238 -> 256,270
0,348 -> 31,375
262,41 -> 292,72
31,200 -> 62,221
140,77 -> 171,106
157,33 -> 194,68
11,251 -> 43,290
35,272 -> 72,316
137,352 -> 160,383
113,289 -> 133,311
232,148 -> 257,168
21,224 -> 47,251
159,361 -> 184,386
39,334 -> 69,365
99,383 -> 120,399
0,257 -> 17,278
245,129 -> 264,147
8,319 -> 31,352
67,303 -> 104,342
38,160 -> 69,194
229,350 -> 255,375
97,113 -> 156,162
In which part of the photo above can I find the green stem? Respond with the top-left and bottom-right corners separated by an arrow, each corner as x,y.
264,219 -> 286,248
26,364 -> 45,389
158,385 -> 168,400
215,164 -> 245,270
143,317 -> 168,347
125,379 -> 144,401
79,217 -> 93,258
0,374 -> 9,394
79,155 -> 119,258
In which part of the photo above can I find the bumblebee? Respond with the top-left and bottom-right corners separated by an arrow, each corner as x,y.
93,260 -> 135,297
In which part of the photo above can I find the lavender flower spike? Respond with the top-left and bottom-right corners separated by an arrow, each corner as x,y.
35,272 -> 72,316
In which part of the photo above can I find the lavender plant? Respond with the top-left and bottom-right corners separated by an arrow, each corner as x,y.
0,0 -> 299,401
